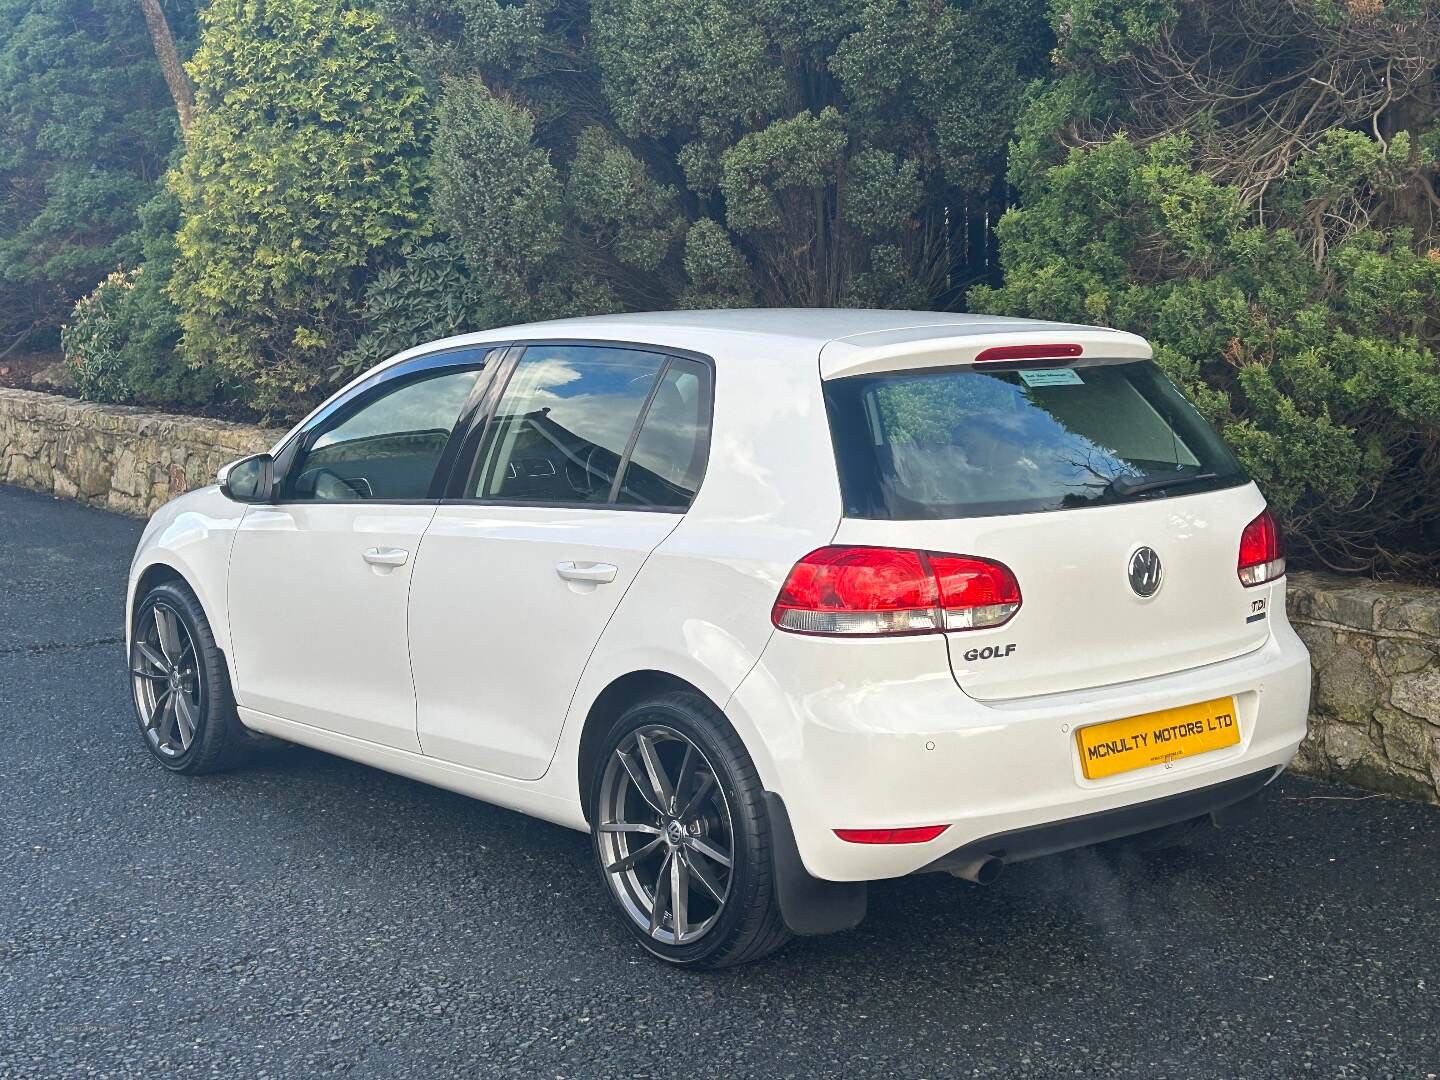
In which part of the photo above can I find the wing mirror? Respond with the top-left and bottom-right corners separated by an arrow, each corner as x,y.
217,453 -> 275,503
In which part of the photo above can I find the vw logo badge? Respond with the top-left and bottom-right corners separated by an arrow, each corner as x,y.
1128,546 -> 1163,598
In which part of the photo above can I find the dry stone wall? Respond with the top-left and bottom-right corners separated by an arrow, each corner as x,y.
1288,573 -> 1440,804
0,388 -> 282,516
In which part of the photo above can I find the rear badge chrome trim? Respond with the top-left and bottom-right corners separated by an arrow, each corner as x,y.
1127,546 -> 1163,598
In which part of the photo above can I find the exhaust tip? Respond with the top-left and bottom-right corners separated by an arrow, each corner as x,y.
948,854 -> 1005,886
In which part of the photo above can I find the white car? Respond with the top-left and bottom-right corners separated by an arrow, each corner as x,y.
126,309 -> 1310,967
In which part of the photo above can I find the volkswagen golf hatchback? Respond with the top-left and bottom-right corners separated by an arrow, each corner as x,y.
126,310 -> 1310,967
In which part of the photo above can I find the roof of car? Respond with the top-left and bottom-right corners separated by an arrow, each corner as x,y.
444,308 -> 1088,346
381,308 -> 1151,379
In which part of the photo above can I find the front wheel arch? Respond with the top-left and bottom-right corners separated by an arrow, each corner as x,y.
130,560 -> 242,711
132,562 -> 186,617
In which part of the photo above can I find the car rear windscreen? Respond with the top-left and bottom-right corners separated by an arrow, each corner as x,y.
824,359 -> 1250,519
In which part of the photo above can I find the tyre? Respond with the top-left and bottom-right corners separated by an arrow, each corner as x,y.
588,691 -> 792,968
129,579 -> 249,774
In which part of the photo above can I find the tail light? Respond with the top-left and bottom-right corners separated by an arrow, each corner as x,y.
834,825 -> 950,844
771,546 -> 1021,636
1238,509 -> 1285,586
973,342 -> 1083,363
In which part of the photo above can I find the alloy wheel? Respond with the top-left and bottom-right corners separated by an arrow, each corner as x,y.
130,603 -> 203,757
596,723 -> 735,946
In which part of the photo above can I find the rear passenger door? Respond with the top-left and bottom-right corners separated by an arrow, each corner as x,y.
408,343 -> 713,779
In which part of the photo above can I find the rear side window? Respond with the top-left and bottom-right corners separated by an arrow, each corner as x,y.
615,358 -> 711,509
825,360 -> 1248,519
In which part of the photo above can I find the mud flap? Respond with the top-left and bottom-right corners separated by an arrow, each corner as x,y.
764,791 -> 867,936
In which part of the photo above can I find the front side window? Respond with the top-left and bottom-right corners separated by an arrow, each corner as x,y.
467,345 -> 668,504
825,359 -> 1249,519
289,368 -> 481,501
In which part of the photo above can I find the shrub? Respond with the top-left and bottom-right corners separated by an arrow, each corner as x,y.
972,134 -> 1440,577
62,189 -> 230,408
429,76 -> 616,326
63,268 -> 134,402
169,0 -> 431,411
340,240 -> 485,377
380,0 -> 1053,319
976,0 -> 1440,578
0,0 -> 198,353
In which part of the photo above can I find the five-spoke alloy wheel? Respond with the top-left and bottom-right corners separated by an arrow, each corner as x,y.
589,692 -> 791,968
131,602 -> 203,758
596,723 -> 736,946
130,579 -> 248,774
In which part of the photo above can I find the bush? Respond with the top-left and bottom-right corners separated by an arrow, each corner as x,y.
63,268 -> 134,402
62,189 -> 229,408
340,240 -> 485,377
381,0 -> 1053,320
0,0 -> 198,353
169,0 -> 431,411
971,134 -> 1440,577
429,76 -> 616,326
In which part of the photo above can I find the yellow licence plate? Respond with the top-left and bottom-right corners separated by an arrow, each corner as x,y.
1076,697 -> 1240,780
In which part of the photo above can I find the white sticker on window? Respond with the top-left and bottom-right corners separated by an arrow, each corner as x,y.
1017,367 -> 1084,387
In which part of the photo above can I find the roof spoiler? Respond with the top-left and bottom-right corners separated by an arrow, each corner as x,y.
819,327 -> 1152,380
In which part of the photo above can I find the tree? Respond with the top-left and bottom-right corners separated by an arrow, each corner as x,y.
352,0 -> 1051,369
168,0 -> 432,410
0,0 -> 197,355
974,0 -> 1440,577
135,0 -> 195,140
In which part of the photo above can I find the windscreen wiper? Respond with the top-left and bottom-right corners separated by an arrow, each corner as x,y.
1108,471 -> 1218,498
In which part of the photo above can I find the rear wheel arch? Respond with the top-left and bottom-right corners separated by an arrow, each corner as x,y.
577,671 -> 725,823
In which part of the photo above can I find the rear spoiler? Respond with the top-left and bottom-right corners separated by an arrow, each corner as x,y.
819,327 -> 1152,380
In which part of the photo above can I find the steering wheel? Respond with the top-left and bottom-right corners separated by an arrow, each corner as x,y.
309,468 -> 372,501
564,444 -> 608,500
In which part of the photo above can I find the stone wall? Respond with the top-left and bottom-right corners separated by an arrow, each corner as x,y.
0,388 -> 283,516
2,389 -> 1438,803
1288,573 -> 1440,804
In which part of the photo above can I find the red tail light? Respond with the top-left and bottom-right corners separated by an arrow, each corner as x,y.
834,825 -> 950,844
771,546 -> 1021,636
1238,509 -> 1285,586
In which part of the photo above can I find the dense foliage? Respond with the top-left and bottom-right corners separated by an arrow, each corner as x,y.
62,189 -> 228,406
974,0 -> 1440,577
0,0 -> 195,356
21,0 -> 1440,578
168,0 -> 431,409
345,0 -> 1051,371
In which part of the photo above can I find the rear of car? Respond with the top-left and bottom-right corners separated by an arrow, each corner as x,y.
730,330 -> 1310,883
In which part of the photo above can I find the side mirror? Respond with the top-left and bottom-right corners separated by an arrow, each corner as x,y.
217,453 -> 275,503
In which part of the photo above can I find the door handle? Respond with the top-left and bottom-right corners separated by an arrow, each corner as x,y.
362,547 -> 410,567
555,561 -> 618,584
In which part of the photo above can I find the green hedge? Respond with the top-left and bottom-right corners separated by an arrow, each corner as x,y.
167,0 -> 431,411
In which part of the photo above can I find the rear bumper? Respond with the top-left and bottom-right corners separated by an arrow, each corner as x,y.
728,608 -> 1311,883
918,765 -> 1277,874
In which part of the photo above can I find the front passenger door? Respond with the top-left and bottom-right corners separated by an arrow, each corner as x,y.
227,355 -> 488,750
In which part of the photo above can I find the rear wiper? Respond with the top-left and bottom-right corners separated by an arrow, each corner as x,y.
1107,471 -> 1218,498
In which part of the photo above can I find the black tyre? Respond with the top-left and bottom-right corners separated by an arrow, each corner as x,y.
129,580 -> 249,774
588,690 -> 792,968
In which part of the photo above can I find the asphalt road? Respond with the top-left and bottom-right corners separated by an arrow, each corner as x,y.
1,482 -> 1437,1079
